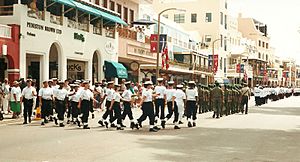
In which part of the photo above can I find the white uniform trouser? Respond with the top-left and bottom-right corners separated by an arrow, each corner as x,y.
177,101 -> 184,121
2,95 -> 10,113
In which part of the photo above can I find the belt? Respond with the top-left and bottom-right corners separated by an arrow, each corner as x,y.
156,98 -> 164,99
42,98 -> 52,101
24,98 -> 33,100
82,99 -> 90,101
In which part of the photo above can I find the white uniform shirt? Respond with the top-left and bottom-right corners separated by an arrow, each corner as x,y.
142,89 -> 153,102
79,89 -> 92,101
113,91 -> 122,102
154,85 -> 166,99
22,86 -> 37,99
106,88 -> 115,101
38,87 -> 53,100
185,88 -> 198,101
54,88 -> 68,101
166,88 -> 176,102
122,89 -> 132,102
10,87 -> 22,102
70,90 -> 81,102
175,89 -> 186,103
2,83 -> 10,95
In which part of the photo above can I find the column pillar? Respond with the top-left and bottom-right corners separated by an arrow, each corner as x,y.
87,60 -> 93,81
42,54 -> 49,82
60,56 -> 67,81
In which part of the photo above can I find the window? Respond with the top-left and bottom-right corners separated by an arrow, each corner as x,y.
262,42 -> 265,48
225,1 -> 228,9
191,13 -> 197,23
258,40 -> 261,46
224,39 -> 227,51
205,13 -> 212,22
220,35 -> 223,47
220,12 -> 223,25
258,52 -> 261,58
163,14 -> 168,19
130,9 -> 134,23
224,15 -> 227,29
174,14 -> 185,23
123,7 -> 128,23
220,57 -> 223,69
103,0 -> 107,8
224,58 -> 227,73
117,4 -> 122,17
266,43 -> 269,49
266,54 -> 269,61
110,1 -> 115,11
95,0 -> 100,5
205,35 -> 212,42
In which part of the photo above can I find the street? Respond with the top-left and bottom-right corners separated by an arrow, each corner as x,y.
0,96 -> 300,162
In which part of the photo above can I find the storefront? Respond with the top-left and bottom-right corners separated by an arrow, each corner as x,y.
0,2 -> 126,84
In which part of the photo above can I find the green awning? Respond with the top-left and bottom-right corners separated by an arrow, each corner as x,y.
51,0 -> 127,26
104,61 -> 128,79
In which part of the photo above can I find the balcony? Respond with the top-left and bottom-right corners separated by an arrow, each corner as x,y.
0,24 -> 11,38
117,27 -> 150,44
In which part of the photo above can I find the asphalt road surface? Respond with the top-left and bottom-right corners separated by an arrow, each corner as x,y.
0,96 -> 299,162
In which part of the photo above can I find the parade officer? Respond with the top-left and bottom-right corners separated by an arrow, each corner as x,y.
21,79 -> 37,124
211,82 -> 224,119
241,83 -> 251,114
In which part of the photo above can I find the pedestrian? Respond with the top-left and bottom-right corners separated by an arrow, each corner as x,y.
121,81 -> 138,129
185,81 -> 198,127
78,81 -> 92,129
165,81 -> 176,126
10,81 -> 22,119
174,84 -> 186,129
211,82 -> 224,119
241,83 -> 251,114
2,78 -> 10,114
98,81 -> 116,127
254,84 -> 260,106
137,81 -> 160,132
154,78 -> 166,127
21,79 -> 37,124
38,81 -> 54,125
53,81 -> 69,127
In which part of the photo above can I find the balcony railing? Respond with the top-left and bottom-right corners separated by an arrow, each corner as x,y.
0,5 -> 13,16
0,24 -> 11,38
118,27 -> 150,43
194,65 -> 210,72
27,9 -> 43,20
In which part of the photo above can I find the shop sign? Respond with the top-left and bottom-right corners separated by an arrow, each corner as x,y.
27,22 -> 62,34
67,61 -> 85,72
105,41 -> 116,55
74,33 -> 85,42
128,45 -> 153,57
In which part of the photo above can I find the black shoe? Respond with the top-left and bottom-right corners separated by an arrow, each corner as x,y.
179,121 -> 184,124
44,119 -> 49,124
149,128 -> 158,132
153,126 -> 161,130
212,114 -> 215,118
121,123 -> 126,128
193,122 -> 196,127
98,120 -> 104,126
104,121 -> 109,128
138,122 -> 142,128
111,123 -> 117,128
67,120 -> 70,124
83,125 -> 90,129
174,126 -> 181,129
117,127 -> 124,130
92,114 -> 95,119
28,118 -> 31,123
216,116 -> 220,119
41,122 -> 45,125
54,117 -> 58,125
23,121 -> 28,125
59,123 -> 65,127
134,123 -> 139,130
130,122 -> 134,129
76,119 -> 81,127
49,116 -> 53,122
161,121 -> 166,129
188,122 -> 192,127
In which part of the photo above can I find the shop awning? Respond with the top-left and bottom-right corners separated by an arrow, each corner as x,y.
51,0 -> 127,26
104,61 -> 128,79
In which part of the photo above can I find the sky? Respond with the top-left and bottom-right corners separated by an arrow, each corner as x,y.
228,0 -> 300,63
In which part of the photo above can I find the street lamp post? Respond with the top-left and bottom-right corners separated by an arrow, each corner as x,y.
156,8 -> 185,81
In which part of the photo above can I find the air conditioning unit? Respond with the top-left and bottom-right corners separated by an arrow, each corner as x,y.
2,44 -> 7,56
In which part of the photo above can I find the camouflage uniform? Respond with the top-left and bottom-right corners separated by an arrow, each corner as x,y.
198,85 -> 204,114
211,84 -> 224,118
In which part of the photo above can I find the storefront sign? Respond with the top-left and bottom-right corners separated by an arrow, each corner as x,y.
128,45 -> 153,57
74,33 -> 85,42
105,41 -> 116,54
67,61 -> 85,72
27,22 -> 62,34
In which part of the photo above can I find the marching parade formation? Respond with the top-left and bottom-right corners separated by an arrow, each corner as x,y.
0,77 -> 297,132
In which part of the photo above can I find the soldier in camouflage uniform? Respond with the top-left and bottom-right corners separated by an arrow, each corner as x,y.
203,86 -> 209,113
223,85 -> 230,116
198,84 -> 204,114
211,82 -> 224,119
231,85 -> 237,114
227,85 -> 233,115
208,84 -> 214,112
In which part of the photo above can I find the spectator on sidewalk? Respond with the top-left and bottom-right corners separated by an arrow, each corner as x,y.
2,78 -> 11,114
10,81 -> 22,119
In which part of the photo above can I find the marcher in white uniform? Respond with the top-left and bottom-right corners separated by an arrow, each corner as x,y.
174,84 -> 186,129
185,81 -> 198,127
53,81 -> 69,127
165,81 -> 176,126
78,81 -> 93,129
98,81 -> 116,127
154,78 -> 166,127
21,79 -> 37,124
39,81 -> 54,125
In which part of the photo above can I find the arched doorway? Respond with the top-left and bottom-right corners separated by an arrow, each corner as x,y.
92,51 -> 101,84
49,43 -> 60,79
